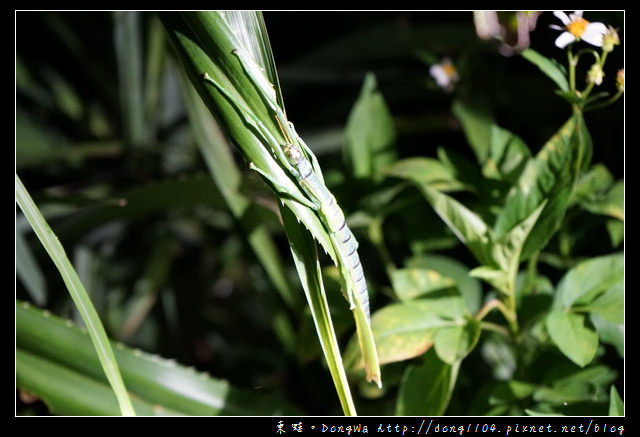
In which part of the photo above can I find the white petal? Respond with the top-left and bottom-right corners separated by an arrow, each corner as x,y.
549,24 -> 565,31
573,11 -> 583,17
586,22 -> 608,34
553,10 -> 571,25
582,23 -> 608,47
430,65 -> 450,87
555,32 -> 575,49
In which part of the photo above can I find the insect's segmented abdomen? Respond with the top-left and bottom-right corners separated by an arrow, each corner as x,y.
297,160 -> 370,320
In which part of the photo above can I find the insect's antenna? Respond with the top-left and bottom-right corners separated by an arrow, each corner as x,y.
275,113 -> 294,145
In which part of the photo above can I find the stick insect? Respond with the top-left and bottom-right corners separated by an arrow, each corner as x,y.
201,46 -> 381,387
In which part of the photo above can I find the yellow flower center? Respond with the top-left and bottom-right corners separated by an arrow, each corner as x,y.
567,17 -> 589,37
442,63 -> 457,78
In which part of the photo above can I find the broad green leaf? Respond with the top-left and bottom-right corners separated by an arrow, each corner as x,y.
582,283 -> 623,324
344,72 -> 397,182
16,301 -> 302,416
580,181 -> 624,221
609,385 -> 624,416
495,114 -> 592,260
392,170 -> 545,296
533,364 -> 616,405
395,349 -> 457,416
606,219 -> 624,247
417,185 -> 490,256
571,164 -> 614,204
405,254 -> 481,314
590,313 -> 624,358
488,380 -> 537,405
452,98 -> 492,164
385,157 -> 466,192
470,201 -> 546,294
344,294 -> 467,368
390,268 -> 456,301
436,147 -> 491,196
482,124 -> 530,184
521,48 -> 569,92
554,253 -> 624,310
433,317 -> 481,364
546,310 -> 599,367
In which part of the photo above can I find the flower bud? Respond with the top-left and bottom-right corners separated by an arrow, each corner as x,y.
587,63 -> 604,86
616,69 -> 624,92
602,26 -> 620,52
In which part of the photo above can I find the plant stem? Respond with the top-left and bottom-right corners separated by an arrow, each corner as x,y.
585,89 -> 624,112
568,45 -> 577,92
368,216 -> 396,280
475,297 -> 518,335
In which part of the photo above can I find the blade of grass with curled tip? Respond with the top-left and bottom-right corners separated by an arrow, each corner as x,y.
215,11 -> 380,389
15,174 -> 135,416
161,11 -> 380,411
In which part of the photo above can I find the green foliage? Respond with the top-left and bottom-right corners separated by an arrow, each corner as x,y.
16,11 -> 623,416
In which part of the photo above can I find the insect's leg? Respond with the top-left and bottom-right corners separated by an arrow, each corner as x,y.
248,163 -> 319,210
201,73 -> 297,175
230,49 -> 299,150
290,126 -> 325,186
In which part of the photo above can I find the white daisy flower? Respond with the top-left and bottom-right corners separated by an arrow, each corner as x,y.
551,11 -> 608,49
430,58 -> 459,92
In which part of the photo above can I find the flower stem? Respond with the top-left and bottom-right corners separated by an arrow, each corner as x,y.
585,89 -> 624,112
568,45 -> 577,92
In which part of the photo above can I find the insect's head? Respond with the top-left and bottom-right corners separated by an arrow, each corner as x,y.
283,143 -> 303,166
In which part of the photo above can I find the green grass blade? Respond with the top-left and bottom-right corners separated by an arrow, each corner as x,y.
222,11 -> 285,111
144,14 -> 167,132
113,11 -> 146,148
280,205 -> 357,415
15,175 -> 135,416
177,66 -> 299,309
161,11 -> 377,408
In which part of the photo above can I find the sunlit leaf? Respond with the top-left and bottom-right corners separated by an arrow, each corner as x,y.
553,253 -> 623,310
433,317 -> 481,364
395,349 -> 457,415
344,72 -> 397,182
546,310 -> 599,367
609,385 -> 624,416
521,49 -> 569,92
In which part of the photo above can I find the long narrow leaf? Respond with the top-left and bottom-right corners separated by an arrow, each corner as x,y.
280,205 -> 357,415
178,66 -> 299,309
15,174 -> 135,416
